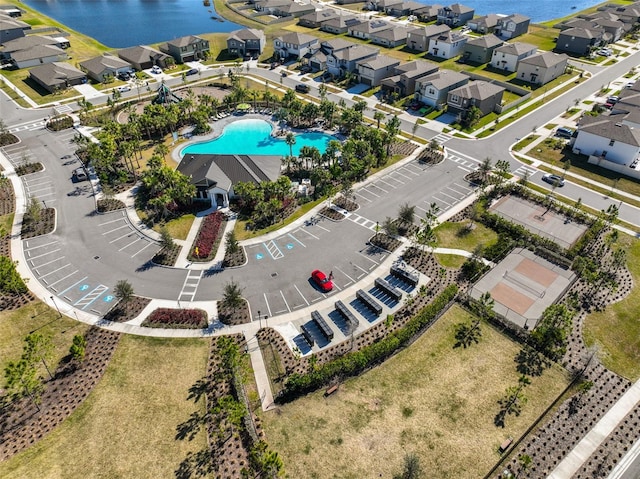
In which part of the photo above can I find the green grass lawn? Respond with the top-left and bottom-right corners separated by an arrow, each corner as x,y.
153,214 -> 196,241
260,305 -> 569,479
583,234 -> 640,380
435,221 -> 498,252
0,335 -> 210,479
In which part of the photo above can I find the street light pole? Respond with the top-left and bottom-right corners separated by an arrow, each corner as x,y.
257,310 -> 262,329
50,295 -> 62,318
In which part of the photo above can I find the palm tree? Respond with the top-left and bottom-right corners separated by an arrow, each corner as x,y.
114,279 -> 134,306
285,132 -> 296,157
478,157 -> 493,187
374,111 -> 385,129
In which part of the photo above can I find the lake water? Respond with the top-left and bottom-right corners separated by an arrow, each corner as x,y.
22,0 -> 243,48
23,0 -> 604,49
182,119 -> 335,157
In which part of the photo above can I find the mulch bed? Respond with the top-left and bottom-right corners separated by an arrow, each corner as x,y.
97,198 -> 125,213
369,232 -> 402,252
142,308 -> 208,329
417,148 -> 444,165
390,141 -> 419,156
333,196 -> 358,212
0,291 -> 35,312
190,212 -> 225,262
318,207 -> 345,221
21,208 -> 55,239
218,300 -> 251,326
0,133 -> 19,147
152,244 -> 182,267
0,180 -> 15,216
0,327 -> 121,461
223,247 -> 246,268
394,219 -> 418,238
102,296 -> 151,322
15,162 -> 43,176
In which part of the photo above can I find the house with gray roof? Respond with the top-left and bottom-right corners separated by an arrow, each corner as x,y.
436,3 -> 474,27
374,0 -> 403,12
495,14 -> 530,40
309,38 -> 356,72
79,54 -> 132,83
516,51 -> 568,86
6,42 -> 67,69
177,153 -> 280,208
1,35 -> 69,61
386,1 -> 424,17
160,35 -> 210,63
326,44 -> 378,76
428,29 -> 467,59
573,115 -> 640,170
462,34 -> 503,64
406,24 -> 450,52
263,0 -> 315,18
274,32 -> 319,60
348,19 -> 393,40
226,28 -> 266,57
415,69 -> 468,108
370,26 -> 409,48
357,54 -> 400,86
468,14 -> 501,34
298,9 -> 338,28
29,61 -> 86,94
413,4 -> 442,22
0,13 -> 30,43
117,45 -> 169,70
447,80 -> 504,117
490,41 -> 537,72
381,60 -> 438,96
320,15 -> 360,34
556,26 -> 604,55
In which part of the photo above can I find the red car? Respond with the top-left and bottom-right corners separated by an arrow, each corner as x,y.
311,269 -> 333,292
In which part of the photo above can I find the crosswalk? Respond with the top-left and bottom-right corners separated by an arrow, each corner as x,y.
431,132 -> 453,145
447,152 -> 481,172
178,270 -> 203,303
348,213 -> 378,231
514,164 -> 537,180
8,120 -> 47,134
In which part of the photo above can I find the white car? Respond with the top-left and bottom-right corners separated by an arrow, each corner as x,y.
150,66 -> 162,74
117,86 -> 131,93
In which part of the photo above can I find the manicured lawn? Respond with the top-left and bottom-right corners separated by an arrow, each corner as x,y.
0,335 -> 209,479
583,235 -> 640,380
435,221 -> 498,252
153,214 -> 195,241
260,304 -> 569,479
434,253 -> 467,269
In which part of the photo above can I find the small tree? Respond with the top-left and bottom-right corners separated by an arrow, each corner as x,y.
69,334 -> 87,362
225,230 -> 239,255
382,216 -> 398,236
159,225 -> 175,250
26,196 -> 42,223
453,320 -> 482,348
222,279 -> 244,309
114,279 -> 134,305
398,203 -> 415,225
393,452 -> 422,479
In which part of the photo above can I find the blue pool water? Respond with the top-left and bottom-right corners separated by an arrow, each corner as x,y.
182,119 -> 335,157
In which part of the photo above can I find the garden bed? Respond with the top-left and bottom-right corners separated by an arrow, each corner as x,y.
394,219 -> 418,238
142,307 -> 208,329
0,180 -> 15,216
333,195 -> 359,212
0,291 -> 35,312
318,206 -> 345,221
15,162 -> 43,176
223,246 -> 246,268
21,208 -> 55,239
0,133 -> 18,147
218,299 -> 251,325
97,198 -> 125,213
190,211 -> 225,262
152,244 -> 182,267
417,148 -> 444,165
102,296 -> 151,323
369,232 -> 402,252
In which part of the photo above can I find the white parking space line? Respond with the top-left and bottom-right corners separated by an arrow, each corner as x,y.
350,261 -> 369,277
109,231 -> 134,243
439,190 -> 459,201
362,188 -> 380,198
370,183 -> 389,193
316,224 -> 331,233
38,263 -> 72,279
394,170 -> 413,180
99,216 -> 125,226
433,196 -> 453,207
299,227 -> 319,239
102,224 -> 130,235
279,291 -> 291,312
55,275 -> 88,295
25,248 -> 61,261
118,237 -> 141,251
26,185 -> 53,194
356,251 -> 379,264
354,191 -> 374,202
262,293 -> 273,317
74,284 -> 109,310
131,242 -> 155,257
24,240 -> 58,251
401,164 -> 421,175
451,183 -> 473,194
457,165 -> 471,173
377,178 -> 396,189
294,285 -> 310,306
25,179 -> 52,187
288,233 -> 305,248
385,175 -> 405,185
264,240 -> 284,260
335,266 -> 355,284
30,256 -> 65,268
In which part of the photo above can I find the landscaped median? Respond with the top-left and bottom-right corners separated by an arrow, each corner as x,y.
189,211 -> 225,262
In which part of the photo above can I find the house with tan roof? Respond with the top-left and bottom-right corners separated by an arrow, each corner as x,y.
298,9 -> 338,28
370,26 -> 409,48
320,15 -> 360,35
381,60 -> 438,96
308,38 -> 356,72
348,19 -> 393,40
556,26 -> 604,56
413,4 -> 442,22
326,44 -> 378,76
436,3 -> 474,27
462,34 -> 503,64
516,51 -> 568,86
29,62 -> 86,94
2,38 -> 68,69
468,14 -> 501,34
495,14 -> 530,40
490,41 -> 537,72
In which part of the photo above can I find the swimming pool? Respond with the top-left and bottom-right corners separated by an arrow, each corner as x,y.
181,118 -> 335,157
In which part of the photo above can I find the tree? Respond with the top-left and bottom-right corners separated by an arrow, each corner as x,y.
453,320 -> 481,348
478,157 -> 493,187
382,216 -> 398,236
517,454 -> 533,478
26,196 -> 42,223
462,106 -> 482,128
398,203 -> 415,225
225,231 -> 239,255
159,225 -> 175,250
393,453 -> 422,479
0,256 -> 28,294
384,115 -> 401,156
69,334 -> 87,362
4,359 -> 43,410
285,132 -> 296,157
222,279 -> 244,309
23,333 -> 54,380
374,111 -> 385,129
114,279 -> 134,305
530,304 -> 574,362
495,375 -> 530,427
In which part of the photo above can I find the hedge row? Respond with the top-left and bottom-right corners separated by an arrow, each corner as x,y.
276,284 -> 458,403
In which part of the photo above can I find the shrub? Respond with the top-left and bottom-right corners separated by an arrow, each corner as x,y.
192,212 -> 224,259
143,308 -> 208,329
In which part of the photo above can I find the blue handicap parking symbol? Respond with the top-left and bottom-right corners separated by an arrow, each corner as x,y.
103,295 -> 114,302
256,253 -> 264,260
286,243 -> 294,250
80,284 -> 89,291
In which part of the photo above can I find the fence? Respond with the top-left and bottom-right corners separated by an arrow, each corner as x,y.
503,270 -> 545,298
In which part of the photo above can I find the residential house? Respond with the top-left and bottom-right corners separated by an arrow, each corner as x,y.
264,0 -> 315,18
356,54 -> 400,86
1,35 -> 69,60
0,6 -> 23,18
298,10 -> 338,28
415,69 -> 468,108
556,27 -> 604,55
467,14 -> 501,34
406,24 -> 450,52
573,115 -> 640,168
560,16 -> 624,43
161,35 -> 210,63
0,13 -> 30,43
428,29 -> 467,59
516,51 -> 568,86
447,80 -> 504,117
274,32 -> 319,60
118,45 -> 170,70
386,1 -> 424,17
321,15 -> 360,35
2,38 -> 68,69
380,60 -> 438,96
490,42 -> 537,72
226,29 -> 266,57
29,62 -> 86,94
413,4 -> 442,22
374,0 -> 403,12
370,26 -> 409,48
348,19 -> 393,40
308,38 -> 355,71
177,154 -> 280,209
495,14 -> 531,40
436,3 -> 474,27
79,54 -> 132,83
462,34 -> 503,64
326,44 -> 378,76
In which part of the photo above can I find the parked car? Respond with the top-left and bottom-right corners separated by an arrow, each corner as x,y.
542,174 -> 565,187
607,96 -> 620,104
311,269 -> 333,292
73,167 -> 88,182
150,65 -> 162,74
117,85 -> 131,93
117,72 -> 130,81
626,81 -> 636,88
295,84 -> 310,93
555,127 -> 574,139
186,68 -> 198,76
